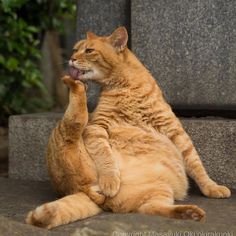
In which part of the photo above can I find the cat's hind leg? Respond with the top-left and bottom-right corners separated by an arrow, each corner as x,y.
26,192 -> 102,229
137,184 -> 205,222
139,202 -> 205,222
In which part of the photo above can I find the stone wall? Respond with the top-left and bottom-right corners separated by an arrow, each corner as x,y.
77,0 -> 236,111
132,0 -> 236,110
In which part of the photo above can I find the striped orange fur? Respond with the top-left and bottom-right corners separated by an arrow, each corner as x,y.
26,27 -> 230,229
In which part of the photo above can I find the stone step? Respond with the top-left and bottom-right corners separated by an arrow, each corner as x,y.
0,177 -> 235,234
9,113 -> 236,190
9,113 -> 62,181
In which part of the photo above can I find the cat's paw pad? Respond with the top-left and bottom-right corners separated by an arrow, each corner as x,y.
62,75 -> 86,91
202,184 -> 231,198
99,171 -> 120,197
25,203 -> 58,229
62,75 -> 75,85
174,205 -> 206,222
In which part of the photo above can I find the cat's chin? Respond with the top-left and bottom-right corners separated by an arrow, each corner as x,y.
68,66 -> 92,81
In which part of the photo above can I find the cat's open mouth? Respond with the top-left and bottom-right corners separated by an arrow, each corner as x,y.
68,66 -> 92,80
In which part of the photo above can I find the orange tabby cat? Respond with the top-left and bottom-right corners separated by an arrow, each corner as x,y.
26,27 -> 230,229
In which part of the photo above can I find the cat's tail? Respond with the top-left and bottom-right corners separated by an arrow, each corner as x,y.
25,192 -> 102,229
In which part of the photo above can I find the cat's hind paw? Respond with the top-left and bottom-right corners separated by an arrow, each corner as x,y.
173,205 -> 206,222
26,203 -> 58,229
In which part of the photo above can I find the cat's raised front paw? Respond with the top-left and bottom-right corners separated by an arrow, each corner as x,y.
201,183 -> 231,198
62,75 -> 86,91
98,171 -> 120,197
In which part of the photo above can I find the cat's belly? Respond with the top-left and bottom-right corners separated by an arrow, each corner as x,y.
108,125 -> 188,198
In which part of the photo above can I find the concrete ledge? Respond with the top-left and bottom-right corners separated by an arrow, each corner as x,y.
9,113 -> 236,190
0,178 -> 235,234
9,113 -> 62,181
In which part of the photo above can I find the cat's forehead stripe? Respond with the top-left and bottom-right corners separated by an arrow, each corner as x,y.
74,40 -> 86,50
74,40 -> 94,50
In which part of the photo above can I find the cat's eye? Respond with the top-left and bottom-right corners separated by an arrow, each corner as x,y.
85,48 -> 94,54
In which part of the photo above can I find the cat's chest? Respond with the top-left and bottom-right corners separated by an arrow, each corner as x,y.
108,125 -> 161,155
91,92 -> 154,127
116,98 -> 153,126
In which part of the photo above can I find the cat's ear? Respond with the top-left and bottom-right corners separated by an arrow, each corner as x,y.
86,31 -> 97,40
109,26 -> 128,52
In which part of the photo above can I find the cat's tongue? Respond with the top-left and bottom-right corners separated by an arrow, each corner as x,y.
68,66 -> 81,80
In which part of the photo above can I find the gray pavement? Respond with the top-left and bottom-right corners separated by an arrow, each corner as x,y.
0,177 -> 235,235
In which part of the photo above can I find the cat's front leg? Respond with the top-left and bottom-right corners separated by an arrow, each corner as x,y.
83,124 -> 120,197
61,75 -> 88,137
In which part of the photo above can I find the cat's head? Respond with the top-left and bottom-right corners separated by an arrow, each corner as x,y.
68,27 -> 128,85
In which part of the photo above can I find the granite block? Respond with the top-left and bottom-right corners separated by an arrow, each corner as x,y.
8,113 -> 236,189
132,0 -> 236,109
9,113 -> 62,181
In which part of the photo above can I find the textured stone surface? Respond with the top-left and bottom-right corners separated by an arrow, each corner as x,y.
9,113 -> 236,189
9,113 -> 62,181
0,216 -> 57,236
0,178 -> 236,234
77,0 -> 130,40
132,0 -> 236,109
77,0 -> 130,111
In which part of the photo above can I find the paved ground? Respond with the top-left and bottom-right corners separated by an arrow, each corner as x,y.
0,177 -> 235,235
